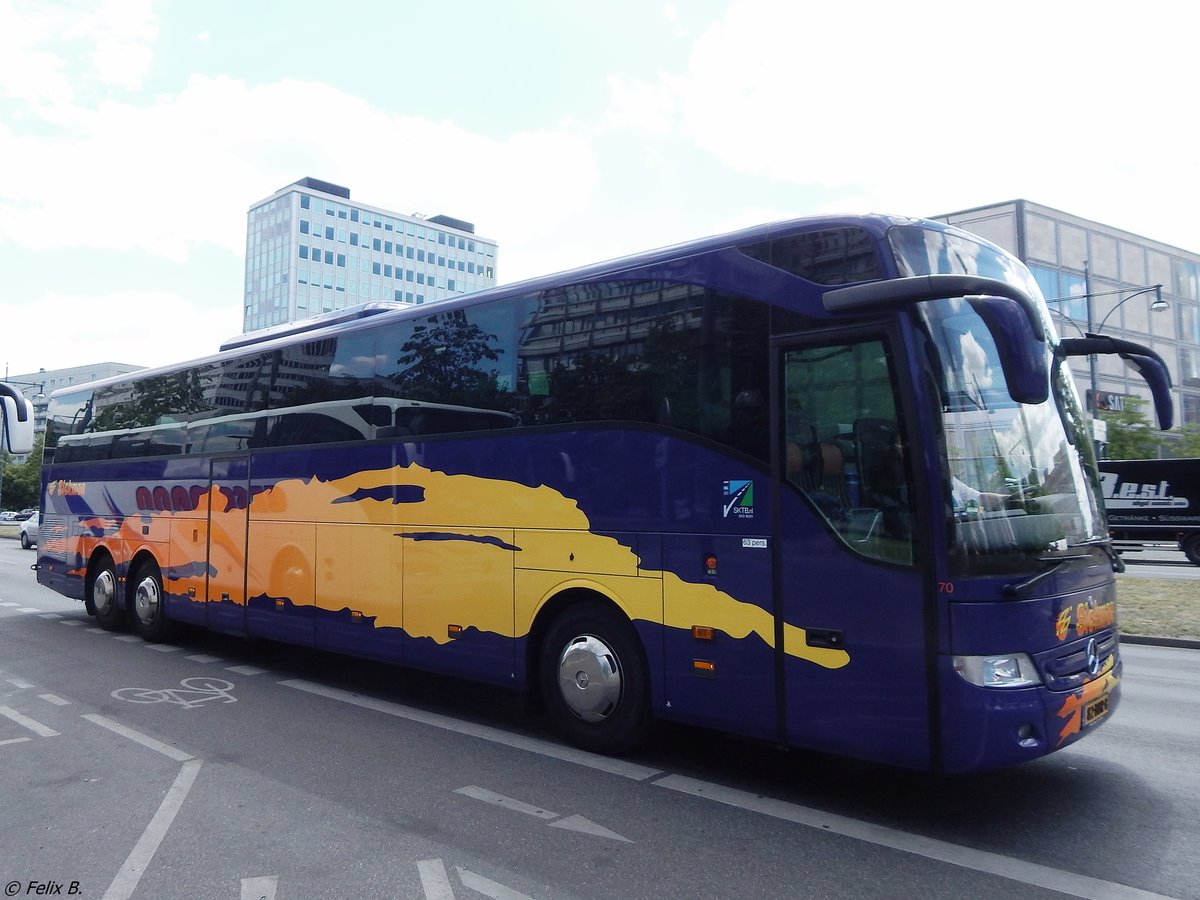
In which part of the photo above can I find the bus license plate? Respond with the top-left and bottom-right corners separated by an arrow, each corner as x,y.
1085,696 -> 1110,726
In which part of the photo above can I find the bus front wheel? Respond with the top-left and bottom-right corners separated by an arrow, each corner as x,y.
88,557 -> 127,631
539,601 -> 650,755
130,559 -> 175,642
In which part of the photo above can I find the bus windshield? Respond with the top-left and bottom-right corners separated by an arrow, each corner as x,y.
920,292 -> 1106,578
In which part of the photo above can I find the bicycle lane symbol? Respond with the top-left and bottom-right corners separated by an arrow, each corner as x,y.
112,677 -> 238,709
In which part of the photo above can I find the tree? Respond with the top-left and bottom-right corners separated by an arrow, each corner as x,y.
1169,423 -> 1200,458
1,433 -> 44,510
1098,399 -> 1162,459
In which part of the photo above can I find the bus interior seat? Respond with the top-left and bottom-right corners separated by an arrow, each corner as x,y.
853,418 -> 900,503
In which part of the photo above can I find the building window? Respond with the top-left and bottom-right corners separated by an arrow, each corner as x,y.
384,265 -> 392,277
324,250 -> 333,265
299,246 -> 309,259
300,195 -> 310,209
373,238 -> 382,251
372,262 -> 381,275
350,233 -> 358,246
300,221 -> 309,235
337,254 -> 346,267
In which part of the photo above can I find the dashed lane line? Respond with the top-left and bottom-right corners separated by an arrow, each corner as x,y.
0,704 -> 60,737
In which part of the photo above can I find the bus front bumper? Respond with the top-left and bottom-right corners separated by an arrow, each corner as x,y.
938,655 -> 1122,774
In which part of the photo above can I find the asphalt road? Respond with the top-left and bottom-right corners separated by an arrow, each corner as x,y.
1,540 -> 1198,899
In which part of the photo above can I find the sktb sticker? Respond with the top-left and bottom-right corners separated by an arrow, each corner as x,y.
723,480 -> 754,519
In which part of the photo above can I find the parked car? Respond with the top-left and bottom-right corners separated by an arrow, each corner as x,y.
0,510 -> 18,522
17,508 -> 36,521
19,512 -> 38,549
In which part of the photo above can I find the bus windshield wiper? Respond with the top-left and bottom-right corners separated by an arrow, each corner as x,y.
1067,536 -> 1126,573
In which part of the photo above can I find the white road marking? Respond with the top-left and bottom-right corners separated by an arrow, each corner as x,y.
0,705 -> 59,737
144,644 -> 182,652
0,601 -> 19,607
86,627 -> 107,634
226,665 -> 267,675
239,874 -> 279,900
39,694 -> 70,706
0,737 -> 32,746
185,654 -> 222,663
82,714 -> 195,762
280,679 -> 661,781
59,620 -> 83,627
654,774 -> 1173,900
417,859 -> 456,900
115,635 -> 142,642
38,613 -> 63,619
455,787 -> 631,843
548,814 -> 631,842
17,607 -> 39,613
6,677 -> 33,689
456,868 -> 535,900
101,759 -> 202,900
455,786 -> 558,820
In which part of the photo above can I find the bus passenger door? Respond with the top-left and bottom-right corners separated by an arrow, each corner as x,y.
206,456 -> 249,635
774,334 -> 931,769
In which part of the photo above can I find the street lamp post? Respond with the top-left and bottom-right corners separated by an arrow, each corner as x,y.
1048,263 -> 1168,451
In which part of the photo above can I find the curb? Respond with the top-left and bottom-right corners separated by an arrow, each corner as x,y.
1120,633 -> 1200,650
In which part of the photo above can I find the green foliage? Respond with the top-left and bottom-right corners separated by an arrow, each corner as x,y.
1,433 -> 44,510
1169,423 -> 1200,458
1098,398 -> 1162,459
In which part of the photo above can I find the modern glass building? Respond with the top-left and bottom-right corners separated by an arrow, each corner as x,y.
934,200 -> 1200,443
243,178 -> 498,334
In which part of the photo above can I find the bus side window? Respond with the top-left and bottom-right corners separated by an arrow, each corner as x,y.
782,339 -> 913,565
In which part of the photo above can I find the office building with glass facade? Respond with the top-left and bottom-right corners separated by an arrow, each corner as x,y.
243,178 -> 498,334
934,200 -> 1200,437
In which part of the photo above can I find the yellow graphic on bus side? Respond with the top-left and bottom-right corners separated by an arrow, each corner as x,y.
63,464 -> 852,670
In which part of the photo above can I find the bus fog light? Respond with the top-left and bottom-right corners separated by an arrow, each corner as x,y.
953,653 -> 1041,688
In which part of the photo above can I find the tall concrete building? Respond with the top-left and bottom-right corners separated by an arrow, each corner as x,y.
243,178 -> 498,334
934,200 -> 1200,438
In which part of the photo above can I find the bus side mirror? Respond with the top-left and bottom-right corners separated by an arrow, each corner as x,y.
823,275 -> 1050,406
964,296 -> 1049,406
1057,335 -> 1174,430
1,385 -> 36,455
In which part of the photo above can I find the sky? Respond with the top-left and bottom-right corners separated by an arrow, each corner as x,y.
2,0 -> 1197,378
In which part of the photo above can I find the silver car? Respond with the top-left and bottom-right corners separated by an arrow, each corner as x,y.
19,512 -> 38,549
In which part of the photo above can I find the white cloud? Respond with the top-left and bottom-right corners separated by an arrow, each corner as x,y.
602,0 -> 1200,250
2,288 -> 242,375
0,74 -> 600,263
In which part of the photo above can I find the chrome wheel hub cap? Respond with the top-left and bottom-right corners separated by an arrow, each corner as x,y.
557,634 -> 622,722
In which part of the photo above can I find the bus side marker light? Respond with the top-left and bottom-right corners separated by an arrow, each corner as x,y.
275,599 -> 286,609
703,554 -> 718,576
350,609 -> 363,621
448,624 -> 463,638
693,659 -> 716,677
692,626 -> 715,641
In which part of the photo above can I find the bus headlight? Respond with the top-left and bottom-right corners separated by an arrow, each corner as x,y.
953,653 -> 1041,688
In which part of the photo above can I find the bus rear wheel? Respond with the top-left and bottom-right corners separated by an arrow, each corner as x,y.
88,557 -> 127,631
131,559 -> 175,642
539,601 -> 650,755
1182,534 -> 1200,566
